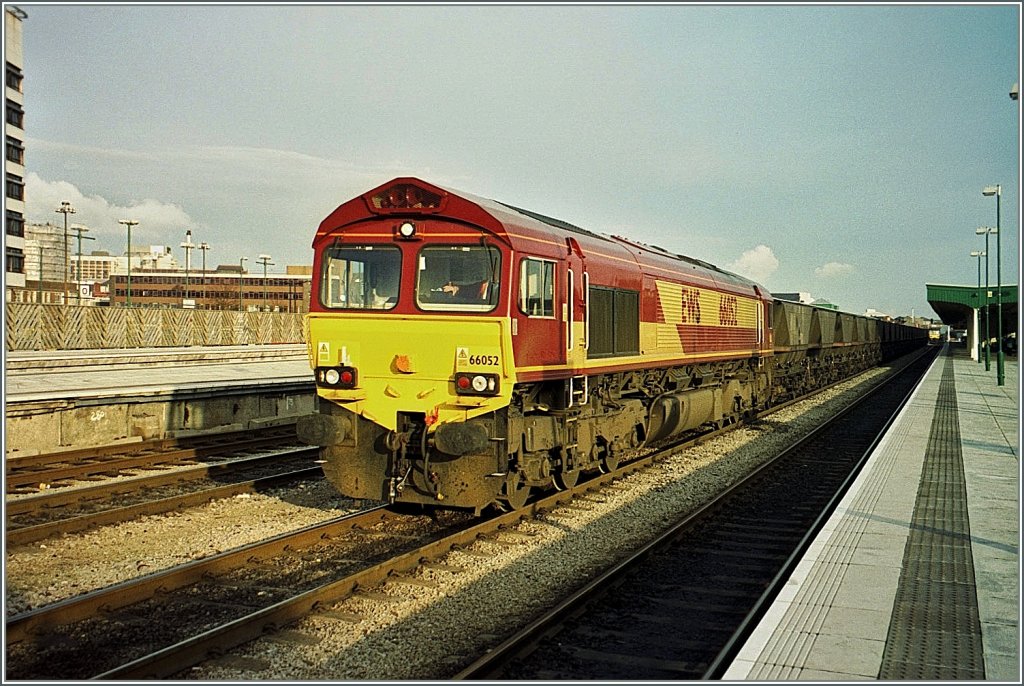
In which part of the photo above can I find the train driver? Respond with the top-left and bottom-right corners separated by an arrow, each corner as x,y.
441,279 -> 490,302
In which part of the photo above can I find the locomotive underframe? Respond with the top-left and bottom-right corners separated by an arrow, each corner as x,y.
311,339 -> 906,514
314,354 -> 771,513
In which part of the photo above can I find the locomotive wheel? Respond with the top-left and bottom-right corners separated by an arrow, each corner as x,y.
599,448 -> 620,474
553,466 -> 580,490
553,448 -> 581,490
499,473 -> 531,511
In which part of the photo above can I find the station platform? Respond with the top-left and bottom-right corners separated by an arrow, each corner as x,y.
724,348 -> 1020,681
3,344 -> 312,404
4,345 -> 315,456
4,343 -> 306,372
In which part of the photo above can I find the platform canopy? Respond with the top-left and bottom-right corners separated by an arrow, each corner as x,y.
926,283 -> 1017,332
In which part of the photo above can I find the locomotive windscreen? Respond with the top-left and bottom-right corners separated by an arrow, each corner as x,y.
321,244 -> 401,310
416,244 -> 501,312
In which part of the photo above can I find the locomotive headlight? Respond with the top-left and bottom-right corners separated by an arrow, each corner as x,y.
398,221 -> 416,238
324,368 -> 341,385
471,375 -> 488,392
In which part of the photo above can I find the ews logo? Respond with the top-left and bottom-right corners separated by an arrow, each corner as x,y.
719,294 -> 738,327
681,288 -> 701,323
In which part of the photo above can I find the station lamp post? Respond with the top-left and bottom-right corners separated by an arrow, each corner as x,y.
239,257 -> 248,312
55,201 -> 76,305
180,230 -> 195,307
118,219 -> 139,307
257,253 -> 274,311
975,226 -> 995,371
70,225 -> 95,304
982,184 -> 1003,386
970,250 -> 985,363
198,242 -> 210,307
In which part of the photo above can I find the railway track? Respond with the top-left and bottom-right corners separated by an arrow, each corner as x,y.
453,346 -> 938,680
5,352 -> 933,680
5,424 -> 299,493
5,448 -> 321,546
5,429 -> 699,679
5,506 -> 473,679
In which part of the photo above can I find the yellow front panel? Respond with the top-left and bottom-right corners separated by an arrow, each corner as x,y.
307,314 -> 514,431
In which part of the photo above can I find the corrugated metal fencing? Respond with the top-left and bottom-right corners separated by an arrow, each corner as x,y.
5,303 -> 306,350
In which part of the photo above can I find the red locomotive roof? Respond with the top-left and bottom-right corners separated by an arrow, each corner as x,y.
315,177 -> 766,298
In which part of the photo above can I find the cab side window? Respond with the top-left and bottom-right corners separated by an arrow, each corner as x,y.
519,258 -> 555,317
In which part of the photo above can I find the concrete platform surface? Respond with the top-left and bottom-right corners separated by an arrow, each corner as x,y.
5,343 -> 307,371
724,349 -> 1019,681
4,345 -> 313,404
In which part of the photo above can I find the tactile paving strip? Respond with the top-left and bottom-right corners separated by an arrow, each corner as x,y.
878,353 -> 985,679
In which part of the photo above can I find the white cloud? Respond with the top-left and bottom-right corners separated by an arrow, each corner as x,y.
814,261 -> 855,278
727,244 -> 779,283
24,172 -> 194,242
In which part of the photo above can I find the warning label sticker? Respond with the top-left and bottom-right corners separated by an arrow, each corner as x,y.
317,341 -> 330,363
456,347 -> 469,370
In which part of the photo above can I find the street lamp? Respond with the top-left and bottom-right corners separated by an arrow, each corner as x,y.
975,226 -> 995,371
55,202 -> 75,305
198,242 -> 210,307
70,225 -> 94,304
180,230 -> 195,307
257,254 -> 274,311
982,184 -> 1003,386
970,250 -> 985,363
118,219 -> 139,307
239,257 -> 248,312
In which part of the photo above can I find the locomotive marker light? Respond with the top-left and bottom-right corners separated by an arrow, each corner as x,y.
981,184 -> 1003,386
454,372 -> 500,396
315,366 -> 358,388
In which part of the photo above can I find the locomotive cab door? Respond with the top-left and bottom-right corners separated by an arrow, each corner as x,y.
513,256 -> 567,370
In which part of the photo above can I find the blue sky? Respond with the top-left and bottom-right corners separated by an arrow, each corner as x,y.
11,3 -> 1021,319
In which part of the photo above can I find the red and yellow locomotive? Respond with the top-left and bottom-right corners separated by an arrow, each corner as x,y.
298,178 -> 924,514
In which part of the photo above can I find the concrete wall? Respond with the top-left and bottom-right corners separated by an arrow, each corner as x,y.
5,385 -> 315,456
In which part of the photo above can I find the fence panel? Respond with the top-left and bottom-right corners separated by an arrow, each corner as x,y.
4,303 -> 306,351
40,306 -> 66,350
63,306 -> 88,350
6,302 -> 41,350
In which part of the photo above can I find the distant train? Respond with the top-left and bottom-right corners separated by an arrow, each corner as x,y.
298,178 -> 928,514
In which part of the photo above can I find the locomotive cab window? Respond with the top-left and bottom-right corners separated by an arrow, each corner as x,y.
519,258 -> 555,318
416,244 -> 501,312
321,244 -> 401,310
